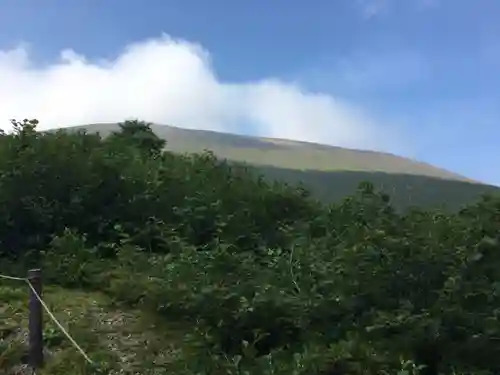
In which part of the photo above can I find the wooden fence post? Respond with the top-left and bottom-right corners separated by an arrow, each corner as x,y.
28,268 -> 43,370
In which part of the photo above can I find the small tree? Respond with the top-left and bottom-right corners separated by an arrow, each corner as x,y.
111,119 -> 166,157
10,118 -> 39,136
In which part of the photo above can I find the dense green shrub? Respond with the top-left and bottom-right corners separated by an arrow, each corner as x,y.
1,118 -> 500,374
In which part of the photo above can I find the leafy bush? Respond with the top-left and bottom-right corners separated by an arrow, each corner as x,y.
1,118 -> 500,374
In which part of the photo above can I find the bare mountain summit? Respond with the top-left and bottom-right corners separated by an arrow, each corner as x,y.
57,122 -> 498,210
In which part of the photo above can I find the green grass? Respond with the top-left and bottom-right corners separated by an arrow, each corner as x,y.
0,282 -> 191,374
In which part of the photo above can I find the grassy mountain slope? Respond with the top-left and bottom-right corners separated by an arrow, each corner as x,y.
59,123 -> 499,209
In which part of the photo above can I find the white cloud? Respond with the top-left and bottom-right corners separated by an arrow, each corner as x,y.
332,50 -> 429,92
357,0 -> 389,19
0,34 -> 402,152
356,0 -> 441,18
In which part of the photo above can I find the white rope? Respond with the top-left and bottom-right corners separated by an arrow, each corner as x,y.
25,280 -> 94,365
0,272 -> 94,365
0,273 -> 26,281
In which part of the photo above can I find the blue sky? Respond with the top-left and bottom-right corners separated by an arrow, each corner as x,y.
0,0 -> 499,185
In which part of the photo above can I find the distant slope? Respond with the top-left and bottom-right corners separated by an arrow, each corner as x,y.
61,123 -> 471,181
54,123 -> 499,210
257,166 -> 499,210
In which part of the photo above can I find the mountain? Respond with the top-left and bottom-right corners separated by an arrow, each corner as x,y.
56,123 -> 499,210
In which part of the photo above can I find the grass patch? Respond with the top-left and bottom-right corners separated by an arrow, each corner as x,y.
0,283 -> 191,374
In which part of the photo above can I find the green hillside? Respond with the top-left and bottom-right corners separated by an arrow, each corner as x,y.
58,122 -> 499,210
2,118 -> 500,375
255,167 -> 499,210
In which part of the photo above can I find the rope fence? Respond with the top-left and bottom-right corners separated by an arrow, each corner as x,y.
0,269 -> 94,371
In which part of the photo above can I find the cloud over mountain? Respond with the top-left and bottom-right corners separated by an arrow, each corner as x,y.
0,35 -> 402,152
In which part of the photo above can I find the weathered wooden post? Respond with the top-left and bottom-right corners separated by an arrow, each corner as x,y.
28,268 -> 43,370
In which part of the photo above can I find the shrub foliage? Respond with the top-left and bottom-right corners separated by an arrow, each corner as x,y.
1,118 -> 500,374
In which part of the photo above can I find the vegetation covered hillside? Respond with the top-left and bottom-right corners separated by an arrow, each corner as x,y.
2,118 -> 500,375
57,122 -> 500,210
